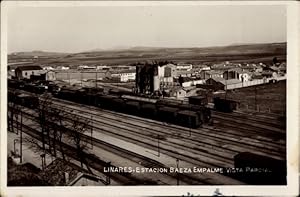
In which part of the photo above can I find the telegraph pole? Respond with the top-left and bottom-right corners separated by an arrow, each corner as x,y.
91,115 -> 93,149
225,69 -> 228,100
189,104 -> 192,137
106,162 -> 111,185
96,71 -> 98,88
20,110 -> 23,163
157,134 -> 160,157
254,86 -> 257,111
176,158 -> 179,185
81,71 -> 83,86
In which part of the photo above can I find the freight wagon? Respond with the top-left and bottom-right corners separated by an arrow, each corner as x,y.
53,87 -> 211,128
9,81 -> 212,128
213,97 -> 238,113
8,91 -> 39,109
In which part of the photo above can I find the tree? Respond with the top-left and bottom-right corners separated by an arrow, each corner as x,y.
47,107 -> 64,158
35,93 -> 53,153
7,91 -> 21,133
66,113 -> 93,173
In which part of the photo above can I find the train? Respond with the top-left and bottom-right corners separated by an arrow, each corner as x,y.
8,79 -> 211,128
54,87 -> 211,128
8,89 -> 39,109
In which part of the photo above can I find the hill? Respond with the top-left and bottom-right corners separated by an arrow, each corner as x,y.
8,42 -> 286,66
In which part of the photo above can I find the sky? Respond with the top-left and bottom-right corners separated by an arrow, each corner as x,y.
7,5 -> 286,53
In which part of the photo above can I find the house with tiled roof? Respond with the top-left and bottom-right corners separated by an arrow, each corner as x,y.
223,68 -> 251,82
15,65 -> 45,80
199,70 -> 224,80
39,158 -> 106,186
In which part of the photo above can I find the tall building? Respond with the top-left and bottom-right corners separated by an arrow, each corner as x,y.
135,63 -> 176,94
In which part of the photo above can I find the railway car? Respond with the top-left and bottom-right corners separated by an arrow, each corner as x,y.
176,110 -> 201,128
20,94 -> 39,108
97,95 -> 125,112
76,89 -> 94,105
23,83 -> 46,94
213,97 -> 237,113
140,103 -> 157,118
157,106 -> 178,124
55,88 -> 76,101
51,85 -> 211,128
188,96 -> 208,106
124,100 -> 140,115
8,79 -> 24,89
8,92 -> 39,109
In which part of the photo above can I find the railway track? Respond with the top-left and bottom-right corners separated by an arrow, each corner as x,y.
10,120 -> 158,185
12,107 -> 240,185
212,113 -> 285,136
10,88 -> 286,142
8,89 -> 286,184
212,111 -> 286,130
234,110 -> 286,121
20,105 -> 234,168
10,89 -> 286,155
49,98 -> 285,157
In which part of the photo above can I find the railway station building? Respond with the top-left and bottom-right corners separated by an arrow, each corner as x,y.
15,65 -> 45,80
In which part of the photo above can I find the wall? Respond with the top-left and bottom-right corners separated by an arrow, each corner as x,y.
21,70 -> 46,79
224,76 -> 286,90
55,71 -> 109,81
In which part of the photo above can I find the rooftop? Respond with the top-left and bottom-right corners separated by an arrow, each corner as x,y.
219,79 -> 242,85
110,69 -> 136,74
210,77 -> 226,82
39,158 -> 84,186
15,65 -> 42,71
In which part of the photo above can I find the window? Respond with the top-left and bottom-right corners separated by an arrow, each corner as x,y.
24,72 -> 27,76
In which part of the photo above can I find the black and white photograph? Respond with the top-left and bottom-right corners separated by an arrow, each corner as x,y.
1,1 -> 299,196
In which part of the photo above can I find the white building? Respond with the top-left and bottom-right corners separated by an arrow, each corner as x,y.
78,65 -> 96,70
61,66 -> 70,70
15,65 -> 46,80
46,71 -> 56,81
111,70 -> 136,82
157,63 -> 177,86
43,66 -> 54,70
97,65 -> 109,70
176,63 -> 193,71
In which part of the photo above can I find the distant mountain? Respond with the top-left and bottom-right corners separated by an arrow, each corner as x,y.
9,51 -> 70,57
8,42 -> 286,66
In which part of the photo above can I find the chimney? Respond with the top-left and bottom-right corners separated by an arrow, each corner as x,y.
64,172 -> 69,185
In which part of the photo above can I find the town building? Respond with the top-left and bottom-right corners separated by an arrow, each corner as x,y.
206,77 -> 241,91
223,68 -> 250,82
78,65 -> 96,70
39,159 -> 106,186
15,65 -> 45,80
199,70 -> 224,80
278,62 -> 286,74
176,70 -> 194,78
111,70 -> 136,82
136,63 -> 176,94
176,63 -> 193,71
45,70 -> 56,81
96,65 -> 109,70
168,86 -> 187,99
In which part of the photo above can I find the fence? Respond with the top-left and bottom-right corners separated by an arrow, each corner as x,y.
225,75 -> 286,90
